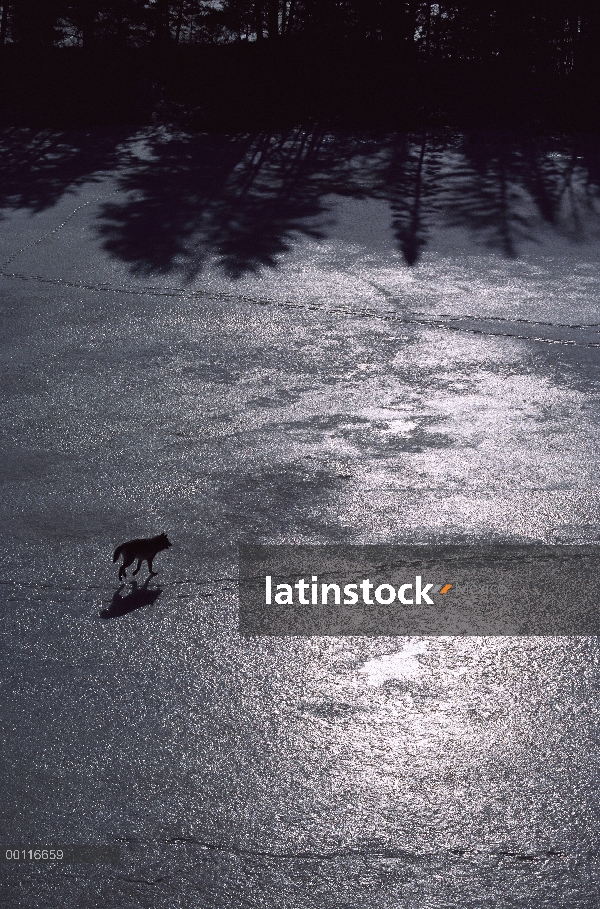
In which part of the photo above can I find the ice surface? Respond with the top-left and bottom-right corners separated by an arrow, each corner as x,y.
2,129 -> 600,906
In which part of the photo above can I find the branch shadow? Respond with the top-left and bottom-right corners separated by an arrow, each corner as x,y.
95,128 -> 371,280
95,130 -> 600,277
0,127 -> 132,218
383,132 -> 445,265
2,128 -> 600,278
439,133 -> 600,257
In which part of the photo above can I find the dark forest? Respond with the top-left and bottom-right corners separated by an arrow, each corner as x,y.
1,1 -> 599,128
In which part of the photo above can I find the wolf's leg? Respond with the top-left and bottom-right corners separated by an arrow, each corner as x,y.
119,555 -> 134,580
132,559 -> 143,576
148,558 -> 157,576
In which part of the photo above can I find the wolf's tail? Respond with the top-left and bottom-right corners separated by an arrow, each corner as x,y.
112,545 -> 123,563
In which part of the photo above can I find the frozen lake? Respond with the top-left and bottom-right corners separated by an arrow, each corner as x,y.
2,128 -> 600,906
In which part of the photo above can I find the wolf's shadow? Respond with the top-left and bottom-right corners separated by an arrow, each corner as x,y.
100,579 -> 162,619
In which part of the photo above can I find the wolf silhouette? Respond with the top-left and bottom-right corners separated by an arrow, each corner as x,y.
113,533 -> 172,581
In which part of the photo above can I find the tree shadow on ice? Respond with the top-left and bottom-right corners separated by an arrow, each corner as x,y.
96,130 -> 600,279
3,128 -> 600,281
98,129 -> 424,278
96,127 -> 365,280
384,132 -> 444,266
0,128 -> 132,218
100,578 -> 162,620
440,133 -> 600,257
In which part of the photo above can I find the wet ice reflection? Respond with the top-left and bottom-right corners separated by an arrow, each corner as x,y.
2,128 -> 600,905
237,634 -> 600,858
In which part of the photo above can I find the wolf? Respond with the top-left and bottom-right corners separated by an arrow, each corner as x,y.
113,533 -> 172,581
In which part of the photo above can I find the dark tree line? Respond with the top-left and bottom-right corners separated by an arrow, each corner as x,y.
1,0 -> 599,73
1,1 -> 599,129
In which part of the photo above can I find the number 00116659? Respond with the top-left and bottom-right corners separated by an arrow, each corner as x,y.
4,849 -> 64,860
1,846 -> 119,863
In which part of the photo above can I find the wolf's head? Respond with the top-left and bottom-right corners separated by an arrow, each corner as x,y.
158,532 -> 172,549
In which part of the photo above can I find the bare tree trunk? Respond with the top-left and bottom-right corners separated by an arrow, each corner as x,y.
255,0 -> 264,40
155,0 -> 171,46
0,2 -> 9,47
285,0 -> 296,35
582,3 -> 600,79
174,0 -> 184,45
267,0 -> 278,39
81,0 -> 95,51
